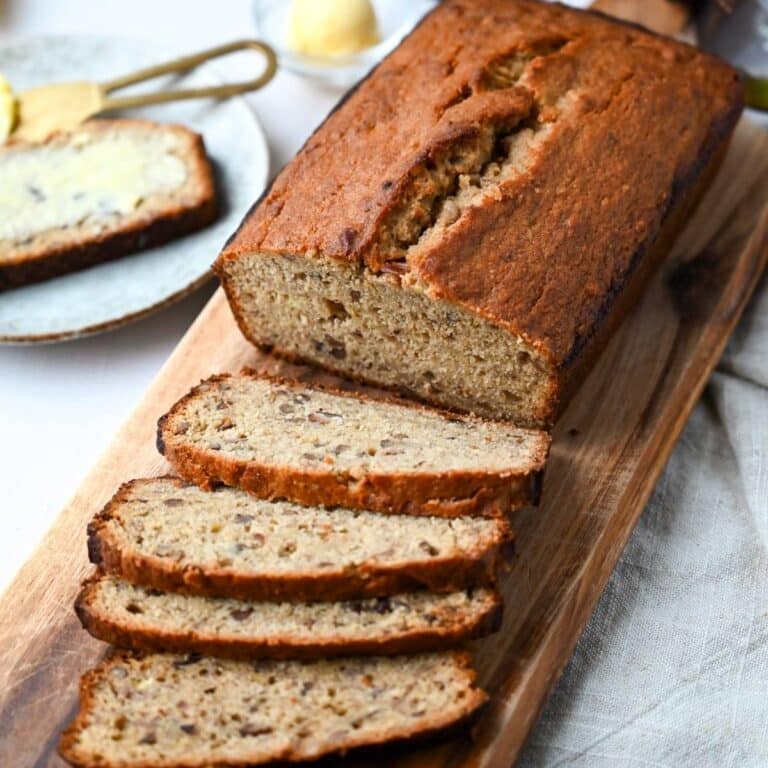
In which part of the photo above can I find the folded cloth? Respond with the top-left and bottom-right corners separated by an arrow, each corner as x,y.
519,273 -> 768,767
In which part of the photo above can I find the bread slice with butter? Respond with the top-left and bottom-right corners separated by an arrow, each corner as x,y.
0,118 -> 217,290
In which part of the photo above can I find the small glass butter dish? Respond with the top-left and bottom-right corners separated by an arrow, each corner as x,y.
253,0 -> 437,88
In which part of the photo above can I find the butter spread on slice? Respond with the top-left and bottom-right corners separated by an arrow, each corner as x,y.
0,132 -> 188,243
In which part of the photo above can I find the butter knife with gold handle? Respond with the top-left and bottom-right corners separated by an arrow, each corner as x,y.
8,39 -> 276,143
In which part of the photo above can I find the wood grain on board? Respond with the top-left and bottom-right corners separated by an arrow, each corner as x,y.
0,119 -> 766,767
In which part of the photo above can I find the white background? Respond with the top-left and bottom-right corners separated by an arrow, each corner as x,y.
0,0 -> 343,593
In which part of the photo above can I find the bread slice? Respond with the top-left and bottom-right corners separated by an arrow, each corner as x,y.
88,476 -> 513,601
76,573 -> 502,659
157,372 -> 550,517
59,650 -> 486,767
0,118 -> 217,289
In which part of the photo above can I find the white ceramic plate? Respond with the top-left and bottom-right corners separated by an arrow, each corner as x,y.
0,35 -> 269,343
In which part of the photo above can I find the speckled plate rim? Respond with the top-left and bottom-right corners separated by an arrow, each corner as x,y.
0,34 -> 270,345
2,271 -> 217,344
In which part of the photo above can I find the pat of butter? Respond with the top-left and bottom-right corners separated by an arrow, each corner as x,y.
287,0 -> 379,56
0,133 -> 187,244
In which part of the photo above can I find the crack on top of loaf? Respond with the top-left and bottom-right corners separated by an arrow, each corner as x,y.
362,36 -> 574,274
476,37 -> 569,92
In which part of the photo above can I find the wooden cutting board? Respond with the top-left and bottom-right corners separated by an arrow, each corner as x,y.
1,118 -> 767,767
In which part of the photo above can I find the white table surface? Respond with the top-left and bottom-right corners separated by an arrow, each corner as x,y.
0,0 -> 341,594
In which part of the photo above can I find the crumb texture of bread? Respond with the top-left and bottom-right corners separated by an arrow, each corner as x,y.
88,476 -> 512,600
157,372 -> 550,516
0,118 -> 217,289
216,0 -> 743,426
77,574 -> 502,658
59,651 -> 486,767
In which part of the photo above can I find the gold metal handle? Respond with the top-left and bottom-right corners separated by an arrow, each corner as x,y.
99,40 -> 277,111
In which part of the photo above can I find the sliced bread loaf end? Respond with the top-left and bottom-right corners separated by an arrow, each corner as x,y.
60,651 -> 486,767
157,371 -> 550,516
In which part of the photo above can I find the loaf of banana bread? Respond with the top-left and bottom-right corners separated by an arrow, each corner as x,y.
215,0 -> 743,427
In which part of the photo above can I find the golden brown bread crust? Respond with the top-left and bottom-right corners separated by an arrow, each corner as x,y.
59,650 -> 488,768
87,476 -> 515,602
554,133 -> 733,412
217,0 -> 743,426
0,119 -> 218,290
74,574 -> 503,660
156,371 -> 550,517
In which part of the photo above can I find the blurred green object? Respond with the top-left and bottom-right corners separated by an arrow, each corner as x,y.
744,74 -> 768,110
695,0 -> 768,110
592,1 -> 768,111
